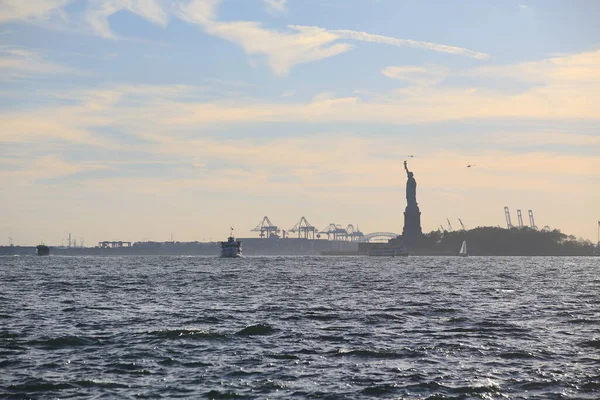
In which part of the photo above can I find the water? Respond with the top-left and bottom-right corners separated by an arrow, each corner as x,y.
1,256 -> 599,399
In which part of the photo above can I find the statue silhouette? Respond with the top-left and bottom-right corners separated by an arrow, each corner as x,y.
402,160 -> 422,247
404,160 -> 417,208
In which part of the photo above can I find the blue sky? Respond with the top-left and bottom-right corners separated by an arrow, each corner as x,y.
1,0 -> 599,245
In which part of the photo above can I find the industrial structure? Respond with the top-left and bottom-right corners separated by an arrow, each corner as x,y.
528,210 -> 537,230
517,209 -> 524,229
252,217 -> 370,242
98,241 -> 132,249
252,216 -> 280,238
504,207 -> 514,229
505,207 -> 538,230
289,217 -> 317,239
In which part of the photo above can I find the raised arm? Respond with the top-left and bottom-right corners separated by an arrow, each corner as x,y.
404,160 -> 410,176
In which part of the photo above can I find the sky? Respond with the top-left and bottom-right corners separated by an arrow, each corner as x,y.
1,0 -> 599,246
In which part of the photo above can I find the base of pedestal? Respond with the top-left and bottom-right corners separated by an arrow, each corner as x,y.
402,206 -> 422,246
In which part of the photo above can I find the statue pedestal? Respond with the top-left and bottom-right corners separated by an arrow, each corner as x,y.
402,204 -> 422,247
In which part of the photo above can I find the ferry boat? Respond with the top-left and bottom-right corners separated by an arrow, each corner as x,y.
220,228 -> 242,258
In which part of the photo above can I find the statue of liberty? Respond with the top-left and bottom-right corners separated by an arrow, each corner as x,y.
404,160 -> 417,208
402,160 -> 422,246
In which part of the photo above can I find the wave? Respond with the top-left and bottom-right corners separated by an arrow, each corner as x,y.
580,338 -> 600,348
498,350 -> 536,359
7,378 -> 76,392
333,348 -> 404,359
303,313 -> 338,321
75,380 -> 130,389
0,330 -> 19,339
204,389 -> 248,399
107,363 -> 152,375
361,383 -> 399,395
235,324 -> 275,336
145,329 -> 227,340
267,353 -> 300,360
30,335 -> 101,349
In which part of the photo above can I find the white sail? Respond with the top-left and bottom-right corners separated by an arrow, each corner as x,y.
459,240 -> 468,256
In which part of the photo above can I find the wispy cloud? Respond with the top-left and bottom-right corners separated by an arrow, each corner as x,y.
328,29 -> 490,60
85,0 -> 169,39
280,89 -> 296,98
0,46 -> 78,79
471,50 -> 600,84
264,0 -> 287,13
178,1 -> 489,75
0,0 -> 489,75
0,0 -> 71,23
3,49 -> 595,148
3,49 -> 598,157
382,65 -> 448,86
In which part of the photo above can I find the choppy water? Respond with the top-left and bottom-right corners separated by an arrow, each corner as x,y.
1,256 -> 599,399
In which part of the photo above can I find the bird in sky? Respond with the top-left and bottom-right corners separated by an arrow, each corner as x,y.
467,164 -> 475,168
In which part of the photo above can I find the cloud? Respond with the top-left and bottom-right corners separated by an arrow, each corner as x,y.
471,49 -> 600,84
186,11 -> 488,75
382,65 -> 448,86
175,0 -> 221,25
6,49 -> 593,147
0,47 -> 78,78
204,23 -> 352,76
4,49 -> 600,148
181,18 -> 487,76
0,0 -> 71,23
328,29 -> 490,60
176,1 -> 488,74
0,0 -> 489,74
85,0 -> 169,39
280,89 -> 296,98
264,0 -> 287,13
24,0 -> 484,75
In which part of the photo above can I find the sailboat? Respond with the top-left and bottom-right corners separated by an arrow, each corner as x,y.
459,240 -> 468,257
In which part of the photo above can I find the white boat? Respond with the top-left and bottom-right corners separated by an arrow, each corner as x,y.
220,228 -> 242,258
459,240 -> 468,257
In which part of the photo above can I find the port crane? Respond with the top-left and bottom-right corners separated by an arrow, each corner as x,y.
252,216 -> 280,238
517,209 -> 524,228
345,225 -> 364,241
504,207 -> 514,229
289,217 -> 317,239
528,210 -> 537,230
319,223 -> 349,241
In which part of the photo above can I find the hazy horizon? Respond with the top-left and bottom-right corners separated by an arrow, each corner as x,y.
1,0 -> 599,246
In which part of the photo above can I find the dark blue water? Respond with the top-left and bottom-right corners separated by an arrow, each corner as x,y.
1,256 -> 599,399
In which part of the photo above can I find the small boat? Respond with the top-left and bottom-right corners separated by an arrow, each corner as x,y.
220,228 -> 242,258
368,247 -> 408,257
36,244 -> 50,256
459,240 -> 468,257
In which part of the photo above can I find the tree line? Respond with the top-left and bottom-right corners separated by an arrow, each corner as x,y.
416,226 -> 598,256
